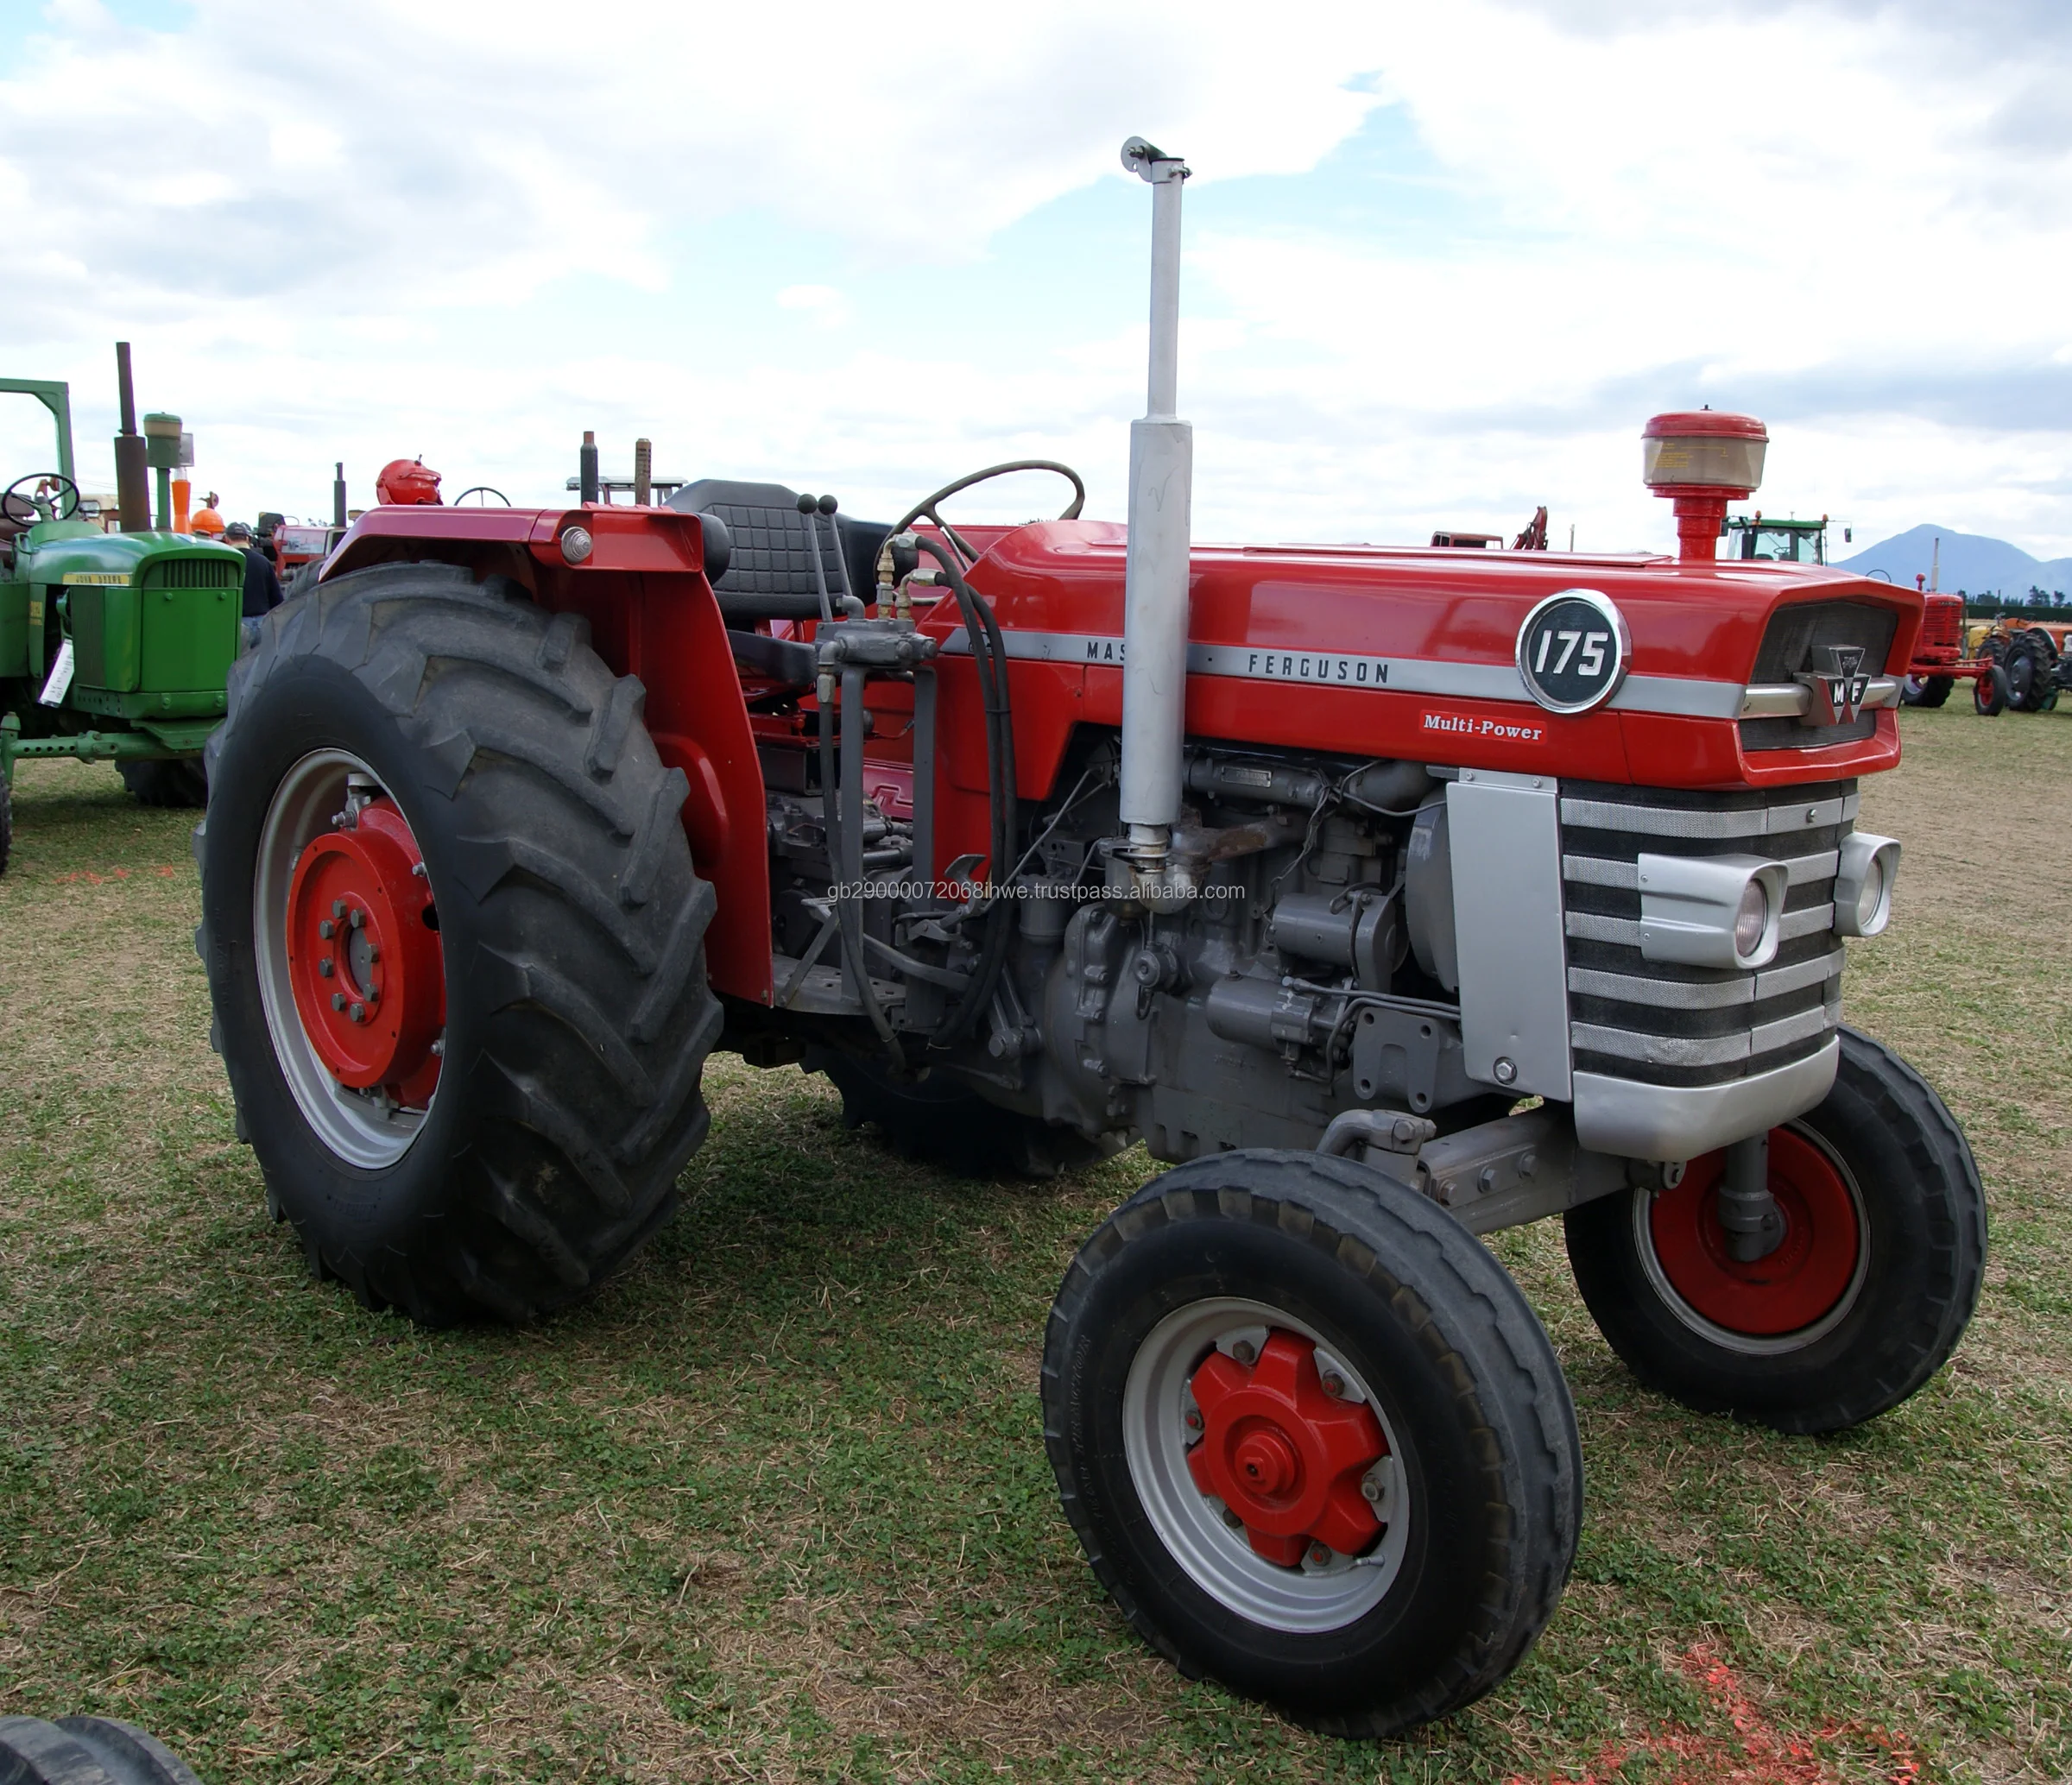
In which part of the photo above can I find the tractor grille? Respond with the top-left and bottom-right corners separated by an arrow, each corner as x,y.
143,559 -> 239,590
1559,779 -> 1851,1089
1739,599 -> 1898,751
1920,596 -> 1963,652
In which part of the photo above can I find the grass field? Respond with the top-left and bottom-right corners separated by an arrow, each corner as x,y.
3,706 -> 2069,1784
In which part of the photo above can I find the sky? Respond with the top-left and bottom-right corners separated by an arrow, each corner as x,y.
3,0 -> 2069,558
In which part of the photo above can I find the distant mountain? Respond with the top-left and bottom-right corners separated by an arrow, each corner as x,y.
1838,525 -> 2072,598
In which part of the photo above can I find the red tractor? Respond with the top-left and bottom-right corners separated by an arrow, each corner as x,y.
196,139 -> 1983,1738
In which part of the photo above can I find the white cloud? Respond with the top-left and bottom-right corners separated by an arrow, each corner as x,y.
2,0 -> 2067,555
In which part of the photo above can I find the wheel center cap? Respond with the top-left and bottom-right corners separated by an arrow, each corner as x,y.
1184,1330 -> 1387,1568
1234,1427 -> 1299,1497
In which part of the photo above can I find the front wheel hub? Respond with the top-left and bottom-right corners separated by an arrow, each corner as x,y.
1185,1330 -> 1387,1566
285,798 -> 444,1102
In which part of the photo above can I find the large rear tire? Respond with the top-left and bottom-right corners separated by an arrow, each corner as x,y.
1044,1149 -> 1581,1737
1563,1028 -> 1985,1435
119,757 -> 208,808
199,564 -> 721,1323
0,1715 -> 201,1784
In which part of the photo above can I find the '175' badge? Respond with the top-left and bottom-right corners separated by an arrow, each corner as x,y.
1516,589 -> 1631,715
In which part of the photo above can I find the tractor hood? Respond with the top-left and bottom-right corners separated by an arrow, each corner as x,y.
939,520 -> 1919,792
16,523 -> 246,587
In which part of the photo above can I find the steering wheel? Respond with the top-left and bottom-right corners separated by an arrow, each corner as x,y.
452,486 -> 511,507
2,472 -> 81,527
891,459 -> 1084,567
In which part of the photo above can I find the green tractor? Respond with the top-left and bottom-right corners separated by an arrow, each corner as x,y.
1,349 -> 244,871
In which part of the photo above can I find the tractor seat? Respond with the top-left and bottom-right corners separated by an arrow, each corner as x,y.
666,478 -> 888,622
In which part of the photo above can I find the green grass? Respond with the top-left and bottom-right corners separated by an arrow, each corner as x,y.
2,708 -> 2069,1783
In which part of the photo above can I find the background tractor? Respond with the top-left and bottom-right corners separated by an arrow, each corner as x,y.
196,141 -> 1983,1738
1,347 -> 243,868
1969,615 -> 2072,716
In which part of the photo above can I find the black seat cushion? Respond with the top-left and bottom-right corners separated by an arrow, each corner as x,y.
666,478 -> 888,621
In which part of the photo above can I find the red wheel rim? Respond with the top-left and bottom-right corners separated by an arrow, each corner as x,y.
1185,1330 -> 1387,1566
1647,1127 -> 1862,1337
284,797 -> 445,1107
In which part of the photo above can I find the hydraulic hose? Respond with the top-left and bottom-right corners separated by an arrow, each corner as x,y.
911,532 -> 1017,1049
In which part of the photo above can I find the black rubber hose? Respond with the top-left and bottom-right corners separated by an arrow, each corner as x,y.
911,533 -> 1017,1049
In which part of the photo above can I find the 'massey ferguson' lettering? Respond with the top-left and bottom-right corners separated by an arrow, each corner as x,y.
1084,638 -> 1123,663
1421,710 -> 1546,742
1244,650 -> 1391,686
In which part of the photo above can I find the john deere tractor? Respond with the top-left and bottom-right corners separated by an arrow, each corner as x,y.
1,350 -> 244,871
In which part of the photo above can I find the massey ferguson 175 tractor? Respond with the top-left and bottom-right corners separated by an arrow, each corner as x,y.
197,141 -> 1984,1737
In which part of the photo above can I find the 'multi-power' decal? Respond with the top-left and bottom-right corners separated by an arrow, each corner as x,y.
939,627 -> 1745,721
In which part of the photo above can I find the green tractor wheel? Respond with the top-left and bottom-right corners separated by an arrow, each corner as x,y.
0,773 -> 11,874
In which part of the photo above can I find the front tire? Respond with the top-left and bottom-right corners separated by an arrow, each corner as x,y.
1044,1150 -> 1581,1737
200,564 -> 722,1322
1564,1028 -> 1985,1434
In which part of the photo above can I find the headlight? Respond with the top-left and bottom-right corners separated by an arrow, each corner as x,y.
1638,854 -> 1786,970
1833,833 -> 1899,937
1734,880 -> 1770,958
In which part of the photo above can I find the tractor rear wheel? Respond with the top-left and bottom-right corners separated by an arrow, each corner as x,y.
199,563 -> 722,1322
813,1047 -> 1122,1177
1563,1027 -> 1984,1435
119,757 -> 208,808
1044,1149 -> 1581,1737
0,1714 -> 202,1784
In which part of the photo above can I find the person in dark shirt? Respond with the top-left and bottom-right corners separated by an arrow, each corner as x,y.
224,520 -> 282,616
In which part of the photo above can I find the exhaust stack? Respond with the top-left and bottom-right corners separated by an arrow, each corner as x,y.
112,342 -> 149,533
1116,136 -> 1193,889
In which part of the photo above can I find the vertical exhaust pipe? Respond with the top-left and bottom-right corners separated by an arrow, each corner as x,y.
112,342 -> 149,534
333,462 -> 348,529
1117,136 -> 1193,887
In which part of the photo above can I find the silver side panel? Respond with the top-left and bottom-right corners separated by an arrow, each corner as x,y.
1447,770 -> 1572,1100
1572,1037 -> 1839,1159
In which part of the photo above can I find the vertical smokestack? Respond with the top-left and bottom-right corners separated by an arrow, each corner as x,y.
633,438 -> 653,508
113,342 -> 148,533
579,431 -> 599,504
1116,137 -> 1194,875
333,463 -> 348,529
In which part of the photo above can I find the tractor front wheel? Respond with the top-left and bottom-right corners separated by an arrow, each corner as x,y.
200,564 -> 722,1322
1043,1149 -> 1581,1737
1974,664 -> 2008,715
1900,673 -> 1953,709
1563,1027 -> 1984,1434
0,773 -> 11,874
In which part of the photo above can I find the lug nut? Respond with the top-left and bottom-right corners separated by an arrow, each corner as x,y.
1183,1409 -> 1203,1432
1222,1508 -> 1245,1530
332,899 -> 345,918
1361,1475 -> 1384,1503
319,958 -> 334,978
367,945 -> 381,964
319,919 -> 335,940
331,993 -> 345,1011
1232,1339 -> 1257,1366
348,909 -> 364,930
350,1002 -> 366,1024
1307,1542 -> 1331,1566
1320,1370 -> 1347,1398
